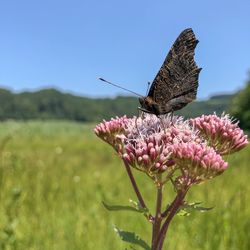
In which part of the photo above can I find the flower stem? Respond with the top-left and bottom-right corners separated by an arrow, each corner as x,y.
155,190 -> 187,250
151,178 -> 163,249
122,159 -> 147,210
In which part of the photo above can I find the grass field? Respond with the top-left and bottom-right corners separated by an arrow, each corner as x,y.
0,120 -> 249,250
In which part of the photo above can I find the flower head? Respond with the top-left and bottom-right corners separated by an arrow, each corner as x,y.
125,114 -> 199,144
190,114 -> 248,155
94,113 -> 248,184
172,142 -> 228,184
123,133 -> 173,175
122,114 -> 198,176
94,116 -> 128,152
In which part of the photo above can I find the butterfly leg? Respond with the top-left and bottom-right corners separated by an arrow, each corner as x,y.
135,108 -> 144,137
138,107 -> 152,114
170,111 -> 174,123
158,115 -> 166,133
168,111 -> 177,127
135,115 -> 139,134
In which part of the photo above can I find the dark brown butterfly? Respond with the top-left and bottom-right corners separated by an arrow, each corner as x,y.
100,28 -> 201,116
139,28 -> 201,116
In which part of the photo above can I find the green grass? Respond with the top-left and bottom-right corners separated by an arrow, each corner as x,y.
0,120 -> 249,250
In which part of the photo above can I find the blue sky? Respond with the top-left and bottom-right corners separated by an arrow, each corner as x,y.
0,0 -> 249,99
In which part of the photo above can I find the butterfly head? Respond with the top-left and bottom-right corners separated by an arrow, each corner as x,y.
139,96 -> 161,115
139,96 -> 152,107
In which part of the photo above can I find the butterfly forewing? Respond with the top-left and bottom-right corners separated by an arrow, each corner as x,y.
143,28 -> 201,115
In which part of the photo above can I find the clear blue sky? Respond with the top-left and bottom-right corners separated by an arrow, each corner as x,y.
0,0 -> 249,99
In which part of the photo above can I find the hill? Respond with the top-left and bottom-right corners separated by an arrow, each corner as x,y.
177,94 -> 234,117
0,88 -> 234,121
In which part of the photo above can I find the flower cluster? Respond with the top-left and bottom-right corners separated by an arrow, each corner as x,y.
123,134 -> 173,175
95,113 -> 248,186
125,115 -> 198,144
190,114 -> 248,155
172,142 -> 228,183
94,116 -> 128,152
121,115 -> 199,176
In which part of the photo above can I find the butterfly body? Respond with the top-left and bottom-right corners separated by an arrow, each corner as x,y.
139,96 -> 168,116
139,92 -> 197,116
139,28 -> 201,116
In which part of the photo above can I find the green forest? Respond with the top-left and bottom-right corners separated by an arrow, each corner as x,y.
0,88 -> 234,120
1,75 -> 250,130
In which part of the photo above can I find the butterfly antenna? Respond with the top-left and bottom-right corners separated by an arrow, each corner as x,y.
98,78 -> 143,97
146,81 -> 151,95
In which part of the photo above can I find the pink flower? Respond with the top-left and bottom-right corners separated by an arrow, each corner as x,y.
94,113 -> 248,182
190,114 -> 248,155
94,116 -> 128,152
123,134 -> 173,175
125,114 -> 198,144
172,142 -> 228,183
122,114 -> 198,175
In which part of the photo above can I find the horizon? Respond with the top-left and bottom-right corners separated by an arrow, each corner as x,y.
0,84 -> 236,101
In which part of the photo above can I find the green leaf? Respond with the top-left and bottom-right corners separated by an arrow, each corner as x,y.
114,226 -> 150,250
177,202 -> 213,216
181,202 -> 214,212
177,209 -> 190,217
102,201 -> 148,214
128,199 -> 148,212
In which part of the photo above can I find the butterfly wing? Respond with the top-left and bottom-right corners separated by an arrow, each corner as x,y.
148,28 -> 201,113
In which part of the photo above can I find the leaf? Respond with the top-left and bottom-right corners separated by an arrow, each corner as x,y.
181,202 -> 214,213
177,202 -> 213,216
177,209 -> 190,217
114,226 -> 150,250
102,201 -> 148,214
128,199 -> 149,212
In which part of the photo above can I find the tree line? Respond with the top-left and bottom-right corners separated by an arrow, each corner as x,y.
0,88 -> 138,122
0,84 -> 248,130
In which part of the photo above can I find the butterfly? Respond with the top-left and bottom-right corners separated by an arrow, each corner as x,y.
99,28 -> 201,116
139,28 -> 201,116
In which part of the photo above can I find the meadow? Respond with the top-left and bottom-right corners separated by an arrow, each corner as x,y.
0,120 -> 249,250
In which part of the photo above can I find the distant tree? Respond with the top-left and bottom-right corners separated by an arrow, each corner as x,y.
231,74 -> 250,130
0,87 -> 235,122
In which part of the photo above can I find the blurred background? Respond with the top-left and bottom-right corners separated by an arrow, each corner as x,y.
0,0 -> 249,249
